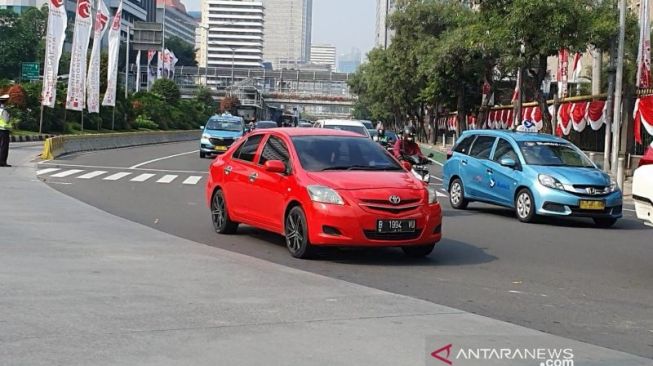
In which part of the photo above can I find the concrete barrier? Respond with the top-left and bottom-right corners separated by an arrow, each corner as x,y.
10,134 -> 56,143
41,130 -> 200,160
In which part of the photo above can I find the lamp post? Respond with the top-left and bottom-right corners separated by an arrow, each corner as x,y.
198,24 -> 209,86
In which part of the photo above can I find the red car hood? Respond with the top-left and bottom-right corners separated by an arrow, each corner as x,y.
306,171 -> 423,191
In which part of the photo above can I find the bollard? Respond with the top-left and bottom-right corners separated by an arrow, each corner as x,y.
617,156 -> 625,190
442,133 -> 446,148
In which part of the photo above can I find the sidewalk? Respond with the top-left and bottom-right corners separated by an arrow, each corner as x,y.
0,145 -> 649,365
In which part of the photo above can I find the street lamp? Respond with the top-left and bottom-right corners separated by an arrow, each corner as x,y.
198,24 -> 209,86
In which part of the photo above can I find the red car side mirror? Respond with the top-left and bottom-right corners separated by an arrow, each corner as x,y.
265,160 -> 286,173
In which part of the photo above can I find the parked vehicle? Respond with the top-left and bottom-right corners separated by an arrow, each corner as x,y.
206,129 -> 443,259
633,164 -> 653,227
443,130 -> 622,227
638,142 -> 653,167
360,120 -> 376,136
255,121 -> 279,129
314,119 -> 371,138
200,113 -> 245,158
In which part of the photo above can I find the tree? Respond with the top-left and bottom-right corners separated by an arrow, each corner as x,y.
220,96 -> 240,114
0,8 -> 47,80
165,36 -> 198,67
151,78 -> 180,104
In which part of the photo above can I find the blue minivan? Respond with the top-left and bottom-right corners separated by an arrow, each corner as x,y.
442,130 -> 622,227
200,113 -> 245,158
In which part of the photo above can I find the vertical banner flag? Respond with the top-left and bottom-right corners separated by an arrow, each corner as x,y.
169,50 -> 178,79
135,51 -> 142,92
163,49 -> 171,78
572,53 -> 583,82
637,0 -> 651,89
87,0 -> 110,113
557,49 -> 569,98
66,0 -> 93,111
147,50 -> 156,90
157,51 -> 163,79
102,0 -> 123,107
41,0 -> 68,108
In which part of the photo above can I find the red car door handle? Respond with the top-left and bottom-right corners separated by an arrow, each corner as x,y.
249,172 -> 258,182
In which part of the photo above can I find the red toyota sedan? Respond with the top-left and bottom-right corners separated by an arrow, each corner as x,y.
205,128 -> 443,259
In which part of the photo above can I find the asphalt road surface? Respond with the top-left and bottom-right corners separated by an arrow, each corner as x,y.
37,141 -> 653,359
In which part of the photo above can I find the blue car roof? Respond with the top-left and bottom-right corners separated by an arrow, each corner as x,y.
461,130 -> 568,143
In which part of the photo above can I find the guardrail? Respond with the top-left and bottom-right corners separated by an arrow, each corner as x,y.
41,130 -> 200,160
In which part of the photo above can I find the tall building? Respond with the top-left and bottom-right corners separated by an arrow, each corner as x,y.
375,0 -> 396,49
338,48 -> 361,74
200,0 -> 264,69
157,0 -> 198,46
261,0 -> 312,69
310,44 -> 336,72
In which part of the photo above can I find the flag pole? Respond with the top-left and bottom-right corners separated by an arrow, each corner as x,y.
112,105 -> 115,130
39,104 -> 44,134
124,24 -> 130,99
81,109 -> 84,132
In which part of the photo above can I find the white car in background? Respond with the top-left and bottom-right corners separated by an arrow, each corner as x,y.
633,143 -> 653,226
314,119 -> 371,138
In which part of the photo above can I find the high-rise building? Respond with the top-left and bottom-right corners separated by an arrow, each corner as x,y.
157,0 -> 198,47
375,0 -> 396,49
200,0 -> 264,69
261,0 -> 312,69
338,48 -> 361,74
310,44 -> 336,72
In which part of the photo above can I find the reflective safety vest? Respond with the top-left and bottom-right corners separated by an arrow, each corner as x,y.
0,108 -> 10,130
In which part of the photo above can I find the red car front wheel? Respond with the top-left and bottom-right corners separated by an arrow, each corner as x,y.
285,206 -> 316,259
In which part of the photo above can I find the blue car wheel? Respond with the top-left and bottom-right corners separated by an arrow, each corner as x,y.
449,178 -> 469,209
515,188 -> 536,223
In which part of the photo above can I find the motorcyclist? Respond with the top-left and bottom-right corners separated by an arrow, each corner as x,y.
373,122 -> 389,146
393,126 -> 426,162
247,121 -> 255,133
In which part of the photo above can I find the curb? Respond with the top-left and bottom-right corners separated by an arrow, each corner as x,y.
10,134 -> 56,143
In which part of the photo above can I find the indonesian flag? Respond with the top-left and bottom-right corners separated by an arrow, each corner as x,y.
66,0 -> 93,111
102,0 -> 123,107
86,0 -> 110,113
41,0 -> 68,108
572,52 -> 583,83
637,0 -> 652,89
557,49 -> 569,99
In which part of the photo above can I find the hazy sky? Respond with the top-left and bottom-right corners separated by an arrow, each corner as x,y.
184,0 -> 376,59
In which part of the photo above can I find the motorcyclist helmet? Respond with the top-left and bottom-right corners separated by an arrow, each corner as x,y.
403,126 -> 416,142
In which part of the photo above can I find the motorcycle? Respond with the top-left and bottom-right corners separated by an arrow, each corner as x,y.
401,154 -> 431,184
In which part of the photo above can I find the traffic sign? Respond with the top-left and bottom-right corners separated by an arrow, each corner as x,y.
21,62 -> 40,80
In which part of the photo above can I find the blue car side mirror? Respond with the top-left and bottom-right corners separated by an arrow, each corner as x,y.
500,157 -> 517,168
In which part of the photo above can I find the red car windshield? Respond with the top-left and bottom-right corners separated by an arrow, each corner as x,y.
291,136 -> 402,172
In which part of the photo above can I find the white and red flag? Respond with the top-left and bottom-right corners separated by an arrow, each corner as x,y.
557,48 -> 569,98
66,0 -> 93,111
41,0 -> 68,108
102,0 -> 123,107
571,52 -> 583,82
86,0 -> 110,113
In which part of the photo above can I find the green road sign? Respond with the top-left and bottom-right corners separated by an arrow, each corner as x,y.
21,62 -> 40,80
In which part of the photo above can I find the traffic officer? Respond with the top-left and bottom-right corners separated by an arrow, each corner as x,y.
0,94 -> 11,167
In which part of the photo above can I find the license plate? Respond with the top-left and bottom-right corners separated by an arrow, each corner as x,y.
214,146 -> 227,151
377,219 -> 416,233
579,200 -> 605,210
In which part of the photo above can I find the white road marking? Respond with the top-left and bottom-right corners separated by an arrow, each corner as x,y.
51,169 -> 84,178
129,150 -> 199,169
157,175 -> 178,184
428,157 -> 444,167
36,168 -> 60,175
624,208 -> 636,212
182,176 -> 202,185
130,173 -> 156,182
77,171 -> 107,179
103,172 -> 132,181
437,191 -> 448,198
37,162 -> 207,174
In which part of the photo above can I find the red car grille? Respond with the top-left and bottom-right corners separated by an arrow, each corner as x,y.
359,198 -> 421,214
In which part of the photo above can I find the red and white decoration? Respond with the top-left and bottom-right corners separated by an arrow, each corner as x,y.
572,53 -> 583,82
634,0 -> 653,144
102,0 -> 123,107
86,0 -> 110,114
65,0 -> 93,111
467,115 -> 478,130
41,0 -> 68,108
520,106 -> 544,131
634,96 -> 653,141
557,49 -> 570,98
555,100 -> 608,136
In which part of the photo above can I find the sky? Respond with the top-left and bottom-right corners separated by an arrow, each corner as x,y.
184,0 -> 376,59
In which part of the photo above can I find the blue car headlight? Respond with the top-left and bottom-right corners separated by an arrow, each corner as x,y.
538,174 -> 565,190
608,177 -> 618,193
202,133 -> 211,139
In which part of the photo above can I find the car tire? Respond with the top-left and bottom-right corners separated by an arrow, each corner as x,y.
200,152 -> 206,159
449,178 -> 469,209
211,189 -> 238,234
515,188 -> 536,223
402,243 -> 435,258
285,206 -> 315,259
593,217 -> 618,228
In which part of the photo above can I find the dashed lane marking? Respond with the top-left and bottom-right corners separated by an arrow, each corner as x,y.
130,173 -> 156,182
182,176 -> 203,185
103,172 -> 132,181
77,171 -> 108,179
157,175 -> 178,184
36,168 -> 61,175
50,169 -> 84,178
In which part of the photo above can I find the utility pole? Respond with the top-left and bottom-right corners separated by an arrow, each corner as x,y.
124,24 -> 130,100
604,40 -> 617,173
611,0 -> 626,178
592,47 -> 602,95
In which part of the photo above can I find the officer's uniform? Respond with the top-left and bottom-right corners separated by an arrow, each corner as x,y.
0,95 -> 11,167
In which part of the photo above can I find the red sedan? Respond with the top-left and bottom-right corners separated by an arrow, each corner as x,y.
205,128 -> 443,259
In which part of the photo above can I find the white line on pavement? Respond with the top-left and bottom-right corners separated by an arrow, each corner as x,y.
428,158 -> 444,167
130,173 -> 156,182
437,191 -> 448,198
37,162 -> 207,175
624,208 -> 636,212
51,169 -> 84,178
36,168 -> 60,175
77,171 -> 108,179
103,172 -> 132,181
157,175 -> 178,184
129,150 -> 199,169
182,176 -> 203,185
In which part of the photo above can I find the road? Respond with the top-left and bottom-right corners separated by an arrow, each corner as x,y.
37,140 -> 653,359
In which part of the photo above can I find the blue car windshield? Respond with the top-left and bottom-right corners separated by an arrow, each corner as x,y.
518,141 -> 594,167
206,119 -> 242,132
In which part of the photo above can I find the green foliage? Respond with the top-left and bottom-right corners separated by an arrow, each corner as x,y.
0,7 -> 47,80
151,78 -> 181,104
134,115 -> 159,130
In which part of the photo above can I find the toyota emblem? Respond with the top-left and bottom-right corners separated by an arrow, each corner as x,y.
389,195 -> 401,205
